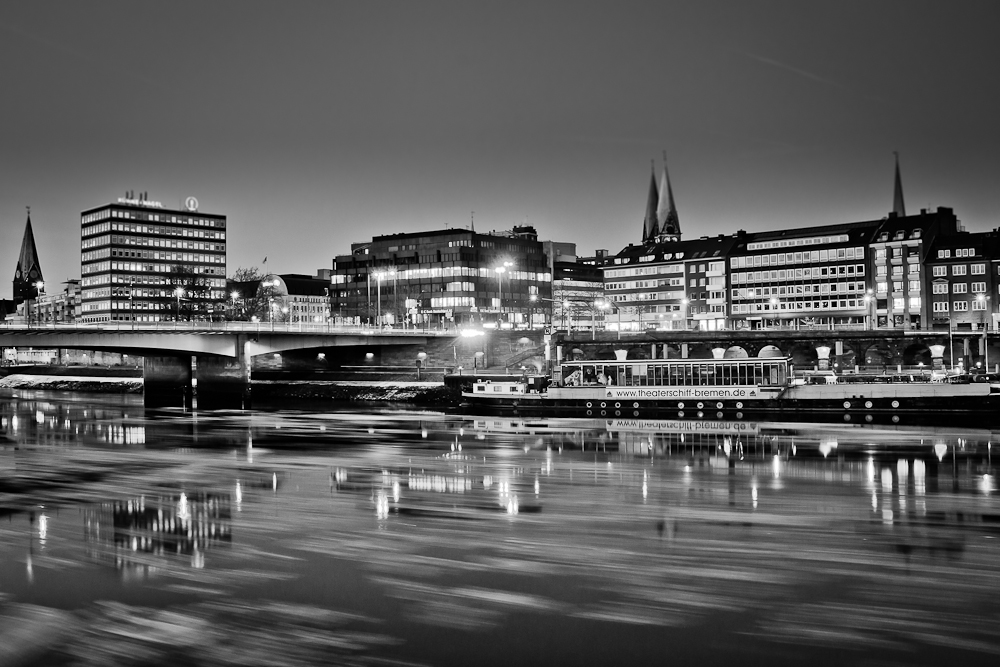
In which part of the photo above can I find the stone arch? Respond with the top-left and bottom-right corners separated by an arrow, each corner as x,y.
724,345 -> 749,359
787,342 -> 818,367
593,347 -> 617,361
663,344 -> 683,359
758,344 -> 783,358
834,342 -> 857,369
685,342 -> 716,359
903,342 -> 932,367
862,346 -> 888,367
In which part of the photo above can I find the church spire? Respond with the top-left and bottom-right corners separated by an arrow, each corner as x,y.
13,207 -> 44,302
656,150 -> 681,240
892,152 -> 906,217
642,160 -> 659,243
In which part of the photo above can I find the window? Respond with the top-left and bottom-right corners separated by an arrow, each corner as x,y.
953,265 -> 967,276
972,282 -> 986,293
953,301 -> 969,312
938,249 -> 951,259
971,264 -> 986,275
909,297 -> 921,309
932,283 -> 949,294
973,298 -> 988,311
932,266 -> 947,277
933,301 -> 949,313
953,283 -> 967,294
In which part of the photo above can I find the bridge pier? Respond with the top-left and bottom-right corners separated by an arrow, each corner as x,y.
143,356 -> 193,408
196,350 -> 252,410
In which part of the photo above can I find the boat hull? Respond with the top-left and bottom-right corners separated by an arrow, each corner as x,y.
461,382 -> 1000,426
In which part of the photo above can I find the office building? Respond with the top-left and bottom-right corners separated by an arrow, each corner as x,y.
331,226 -> 552,329
80,193 -> 227,322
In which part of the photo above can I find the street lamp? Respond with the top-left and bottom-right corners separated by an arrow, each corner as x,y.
769,296 -> 779,329
494,261 -> 513,327
28,280 -> 44,326
374,270 -> 385,327
174,287 -> 185,321
864,289 -> 874,330
230,290 -> 240,320
977,293 -> 990,371
597,297 -> 621,340
129,281 -> 135,329
680,297 -> 689,331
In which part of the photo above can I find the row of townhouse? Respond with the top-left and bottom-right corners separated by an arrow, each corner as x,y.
601,206 -> 1000,332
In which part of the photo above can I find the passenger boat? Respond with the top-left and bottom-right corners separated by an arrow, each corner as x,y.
461,357 -> 1000,425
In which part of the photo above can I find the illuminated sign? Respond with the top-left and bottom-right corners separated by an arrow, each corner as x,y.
185,196 -> 199,212
117,197 -> 163,208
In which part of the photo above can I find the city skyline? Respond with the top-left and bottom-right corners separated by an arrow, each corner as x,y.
3,0 -> 1000,300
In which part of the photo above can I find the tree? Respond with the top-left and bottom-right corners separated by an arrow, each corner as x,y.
170,264 -> 212,321
227,267 -> 279,321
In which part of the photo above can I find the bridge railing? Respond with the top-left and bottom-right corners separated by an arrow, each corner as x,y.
0,321 -> 454,336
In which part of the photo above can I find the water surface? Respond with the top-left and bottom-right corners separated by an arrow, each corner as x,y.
2,390 -> 999,666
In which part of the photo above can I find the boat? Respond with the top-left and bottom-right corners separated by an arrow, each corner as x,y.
461,357 -> 1000,425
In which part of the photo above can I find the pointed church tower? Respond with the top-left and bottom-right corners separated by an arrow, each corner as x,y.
642,161 -> 659,243
13,208 -> 44,302
656,151 -> 681,242
892,152 -> 906,217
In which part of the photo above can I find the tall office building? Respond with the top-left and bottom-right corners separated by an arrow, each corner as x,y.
80,193 -> 227,322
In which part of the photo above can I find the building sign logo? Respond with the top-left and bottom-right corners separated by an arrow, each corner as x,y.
185,196 -> 199,212
117,197 -> 163,208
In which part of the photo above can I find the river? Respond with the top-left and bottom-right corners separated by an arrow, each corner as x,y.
1,389 -> 999,666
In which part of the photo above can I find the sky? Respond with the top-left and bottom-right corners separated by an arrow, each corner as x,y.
2,0 -> 1000,298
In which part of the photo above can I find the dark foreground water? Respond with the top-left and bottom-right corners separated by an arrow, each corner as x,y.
2,390 -> 999,667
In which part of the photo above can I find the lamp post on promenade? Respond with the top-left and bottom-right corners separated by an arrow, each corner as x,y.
174,287 -> 185,321
494,261 -> 512,327
864,289 -> 875,330
375,271 -> 384,327
978,293 -> 990,370
596,297 -> 621,340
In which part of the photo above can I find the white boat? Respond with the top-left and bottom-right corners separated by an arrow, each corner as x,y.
461,357 -> 1000,425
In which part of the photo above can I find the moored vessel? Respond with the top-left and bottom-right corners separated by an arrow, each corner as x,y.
461,357 -> 1000,425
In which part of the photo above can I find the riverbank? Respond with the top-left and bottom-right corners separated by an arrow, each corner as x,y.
0,373 -> 458,404
0,374 -> 143,393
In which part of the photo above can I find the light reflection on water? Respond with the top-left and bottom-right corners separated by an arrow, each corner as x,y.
1,391 -> 1000,666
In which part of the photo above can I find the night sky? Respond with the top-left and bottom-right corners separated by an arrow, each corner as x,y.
3,0 -> 999,298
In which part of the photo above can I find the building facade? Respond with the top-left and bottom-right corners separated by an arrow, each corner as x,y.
22,280 -> 82,324
603,235 -> 735,332
262,273 -> 331,323
869,207 -> 961,330
925,230 -> 997,331
728,221 -> 879,330
80,194 -> 227,322
331,227 -> 552,329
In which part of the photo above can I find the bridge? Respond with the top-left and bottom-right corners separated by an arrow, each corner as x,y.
0,322 -> 446,408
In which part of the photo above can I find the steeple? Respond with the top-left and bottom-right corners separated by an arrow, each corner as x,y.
642,160 -> 659,243
656,151 -> 681,241
892,152 -> 906,217
13,207 -> 44,302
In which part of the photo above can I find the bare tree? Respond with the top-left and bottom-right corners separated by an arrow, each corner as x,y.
227,266 -> 279,321
170,264 -> 213,321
